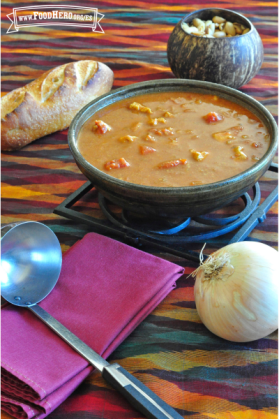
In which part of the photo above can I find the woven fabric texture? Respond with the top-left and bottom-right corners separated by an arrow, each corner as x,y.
1,1 -> 278,418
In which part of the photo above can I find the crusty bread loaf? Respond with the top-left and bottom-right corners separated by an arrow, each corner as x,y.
1,60 -> 114,151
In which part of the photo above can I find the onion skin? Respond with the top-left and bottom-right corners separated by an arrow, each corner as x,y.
194,242 -> 278,342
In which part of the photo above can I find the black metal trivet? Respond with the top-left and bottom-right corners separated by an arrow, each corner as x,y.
54,163 -> 278,263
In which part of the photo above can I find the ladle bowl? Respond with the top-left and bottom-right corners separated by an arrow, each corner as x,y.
1,221 -> 62,306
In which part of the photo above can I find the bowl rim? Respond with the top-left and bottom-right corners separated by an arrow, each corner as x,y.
68,79 -> 278,196
180,7 -> 253,38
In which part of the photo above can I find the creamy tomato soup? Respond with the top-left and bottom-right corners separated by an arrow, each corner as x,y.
77,92 -> 270,187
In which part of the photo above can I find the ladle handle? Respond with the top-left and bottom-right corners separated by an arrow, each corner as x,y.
29,304 -> 184,419
28,304 -> 109,372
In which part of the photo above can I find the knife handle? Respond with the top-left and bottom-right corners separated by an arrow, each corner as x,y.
102,363 -> 184,419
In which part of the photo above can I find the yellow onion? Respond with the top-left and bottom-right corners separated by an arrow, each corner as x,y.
193,242 -> 278,342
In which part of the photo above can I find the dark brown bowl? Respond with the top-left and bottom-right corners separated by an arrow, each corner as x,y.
68,79 -> 277,218
167,8 -> 263,89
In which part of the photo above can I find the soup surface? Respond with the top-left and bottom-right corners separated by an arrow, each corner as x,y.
78,92 -> 270,187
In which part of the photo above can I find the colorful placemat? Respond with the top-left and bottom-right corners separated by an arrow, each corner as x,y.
1,1 -> 278,418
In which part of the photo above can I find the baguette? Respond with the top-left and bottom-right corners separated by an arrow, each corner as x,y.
1,60 -> 114,151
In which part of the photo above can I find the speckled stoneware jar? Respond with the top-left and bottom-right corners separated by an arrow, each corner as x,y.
167,8 -> 264,89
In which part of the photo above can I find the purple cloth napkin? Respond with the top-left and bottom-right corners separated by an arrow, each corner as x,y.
1,232 -> 184,419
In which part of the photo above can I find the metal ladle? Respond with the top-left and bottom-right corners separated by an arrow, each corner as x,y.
1,221 -> 183,419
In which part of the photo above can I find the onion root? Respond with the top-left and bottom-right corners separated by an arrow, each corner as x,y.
191,243 -> 234,281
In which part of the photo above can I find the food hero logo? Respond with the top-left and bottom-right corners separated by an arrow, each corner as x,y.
6,5 -> 104,33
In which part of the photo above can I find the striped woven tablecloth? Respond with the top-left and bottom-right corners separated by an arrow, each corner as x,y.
1,1 -> 278,418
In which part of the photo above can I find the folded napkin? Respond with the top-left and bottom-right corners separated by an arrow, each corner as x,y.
1,232 -> 184,419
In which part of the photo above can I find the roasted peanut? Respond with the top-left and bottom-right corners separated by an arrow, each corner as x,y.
233,24 -> 243,34
242,28 -> 250,34
181,22 -> 190,33
187,26 -> 200,34
213,31 -> 226,38
198,23 -> 206,32
224,21 -> 236,36
193,18 -> 204,28
205,22 -> 215,35
205,20 -> 213,28
212,16 -> 226,24
193,18 -> 205,32
182,22 -> 199,34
